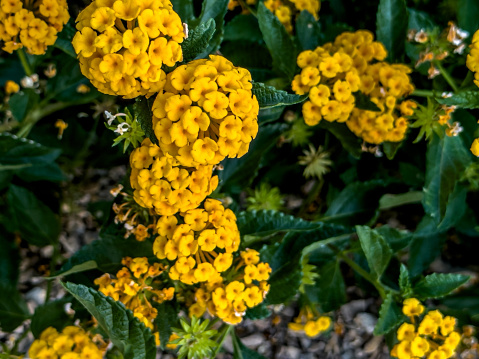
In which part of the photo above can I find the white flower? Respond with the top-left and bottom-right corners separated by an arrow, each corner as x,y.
115,122 -> 130,135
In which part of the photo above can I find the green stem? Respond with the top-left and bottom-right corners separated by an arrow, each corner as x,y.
460,70 -> 474,89
16,101 -> 70,138
44,243 -> 60,304
212,325 -> 232,358
237,0 -> 257,16
331,245 -> 387,300
16,48 -> 33,77
411,89 -> 435,97
435,61 -> 459,93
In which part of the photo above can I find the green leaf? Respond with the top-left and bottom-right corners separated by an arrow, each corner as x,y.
458,0 -> 479,34
307,260 -> 346,312
171,0 -> 195,22
373,292 -> 404,335
60,234 -> 154,275
63,282 -> 156,359
237,210 -> 318,238
376,0 -> 408,61
379,191 -> 423,211
8,89 -> 40,122
219,123 -> 287,194
252,82 -> 307,109
265,261 -> 302,305
0,230 -> 20,286
318,121 -> 362,158
413,273 -> 470,300
399,264 -> 412,296
353,92 -> 381,112
382,141 -> 402,160
407,8 -> 435,31
375,226 -> 412,253
408,215 -> 447,278
356,226 -> 392,279
31,298 -> 73,338
49,261 -> 98,278
224,14 -> 263,43
0,133 -> 63,182
245,302 -> 271,320
257,106 -> 285,124
153,302 -> 178,350
54,21 -> 76,57
134,96 -> 158,146
7,185 -> 60,247
232,331 -> 267,359
0,284 -> 30,332
295,10 -> 321,51
181,18 -> 216,62
257,2 -> 298,80
189,0 -> 229,58
423,135 -> 471,226
437,184 -> 467,232
436,91 -> 479,109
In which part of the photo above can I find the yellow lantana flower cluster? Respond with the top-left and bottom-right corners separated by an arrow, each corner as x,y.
391,298 -> 461,359
288,306 -> 331,337
29,326 -> 103,359
153,199 -> 240,284
152,54 -> 259,168
292,30 -> 415,144
72,0 -> 184,98
130,138 -> 218,216
189,248 -> 271,325
0,0 -> 69,54
94,257 -> 174,331
264,0 -> 320,33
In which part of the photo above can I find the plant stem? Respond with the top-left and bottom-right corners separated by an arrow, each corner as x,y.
435,61 -> 459,93
16,48 -> 33,77
237,0 -> 257,16
331,245 -> 387,300
16,101 -> 70,138
45,243 -> 60,304
212,325 -> 232,358
411,89 -> 435,97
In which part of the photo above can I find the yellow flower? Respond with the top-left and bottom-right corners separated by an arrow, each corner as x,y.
397,323 -> 416,341
471,138 -> 479,156
402,298 -> 425,317
5,80 -> 19,94
411,336 -> 429,357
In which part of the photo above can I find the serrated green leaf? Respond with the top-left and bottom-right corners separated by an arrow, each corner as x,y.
353,92 -> 381,112
245,302 -> 271,320
7,185 -> 60,247
154,302 -> 178,350
458,0 -> 479,33
252,82 -> 307,109
232,331 -> 266,359
224,14 -> 263,42
8,89 -> 39,122
181,18 -> 216,62
399,264 -> 412,296
295,10 -> 321,51
31,298 -> 73,338
265,261 -> 302,305
257,2 -> 298,80
356,226 -> 392,279
375,226 -> 412,253
63,282 -> 156,359
219,123 -> 287,194
134,96 -> 158,146
423,135 -> 471,226
376,0 -> 408,61
373,292 -> 404,335
413,273 -> 470,300
436,91 -> 479,109
0,284 -> 30,332
189,0 -> 228,58
307,260 -> 346,312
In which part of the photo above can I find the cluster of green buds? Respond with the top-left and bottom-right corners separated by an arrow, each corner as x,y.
172,316 -> 219,359
104,108 -> 145,152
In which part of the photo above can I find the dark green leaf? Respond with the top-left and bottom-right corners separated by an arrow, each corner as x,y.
154,302 -> 178,350
219,123 -> 287,194
413,273 -> 470,300
376,0 -> 408,61
373,292 -> 404,335
245,302 -> 271,320
408,215 -> 447,278
399,264 -> 411,296
353,92 -> 381,112
0,230 -> 20,286
224,14 -> 263,42
423,135 -> 471,225
379,192 -> 423,211
407,8 -> 435,31
171,0 -> 195,22
257,2 -> 298,80
436,91 -> 479,109
375,226 -> 412,253
54,21 -> 76,57
8,89 -> 39,122
190,0 -> 229,57
356,226 -> 392,279
257,106 -> 285,124
309,260 -> 346,312
318,121 -> 362,158
50,261 -> 98,278
295,11 -> 321,51
437,184 -> 467,231
0,284 -> 30,332
265,262 -> 302,305
31,298 -> 73,338
181,18 -> 216,62
252,82 -> 307,109
134,96 -> 158,146
7,185 -> 60,247
458,0 -> 479,34
382,141 -> 402,160
232,331 -> 267,359
63,282 -> 156,359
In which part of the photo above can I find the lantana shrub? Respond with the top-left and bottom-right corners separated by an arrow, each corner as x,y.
0,0 -> 479,358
